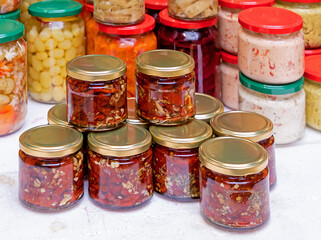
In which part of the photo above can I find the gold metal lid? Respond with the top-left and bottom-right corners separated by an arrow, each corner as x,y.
88,124 -> 152,157
199,137 -> 268,176
66,54 -> 127,81
19,125 -> 83,158
135,49 -> 195,77
210,111 -> 274,142
127,98 -> 149,128
149,120 -> 213,149
48,103 -> 68,126
195,93 -> 224,123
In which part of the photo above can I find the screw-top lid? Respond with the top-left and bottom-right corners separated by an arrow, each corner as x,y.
305,48 -> 321,57
195,93 -> 224,123
48,103 -> 68,126
304,55 -> 321,83
145,0 -> 168,10
219,0 -> 274,9
221,51 -> 238,65
0,9 -> 21,20
0,19 -> 24,44
127,98 -> 149,128
86,3 -> 93,13
277,0 -> 321,3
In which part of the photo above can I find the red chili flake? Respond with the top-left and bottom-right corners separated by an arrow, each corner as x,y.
268,60 -> 276,70
258,136 -> 276,188
269,72 -> 274,76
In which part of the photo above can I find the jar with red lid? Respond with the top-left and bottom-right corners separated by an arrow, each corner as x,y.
158,10 -> 221,99
305,48 -> 321,57
145,0 -> 167,35
94,15 -> 157,97
84,3 -> 98,54
238,7 -> 305,84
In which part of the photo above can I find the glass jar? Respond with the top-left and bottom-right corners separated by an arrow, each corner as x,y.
199,137 -> 270,229
88,124 -> 153,210
0,0 -> 20,14
84,3 -> 98,54
26,1 -> 85,103
145,0 -> 168,35
127,97 -> 149,129
195,93 -> 223,123
150,120 -> 213,201
20,0 -> 42,25
0,9 -> 20,20
211,111 -> 277,188
135,49 -> 196,125
94,15 -> 156,97
158,10 -> 221,99
0,20 -> 27,136
66,55 -> 127,131
238,7 -> 305,84
305,48 -> 321,57
239,72 -> 306,144
19,125 -> 84,211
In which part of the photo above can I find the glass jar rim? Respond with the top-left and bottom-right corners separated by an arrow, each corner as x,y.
0,19 -> 24,43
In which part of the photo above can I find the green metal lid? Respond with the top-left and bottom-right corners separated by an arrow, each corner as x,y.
0,19 -> 24,44
240,72 -> 304,95
0,9 -> 21,20
29,0 -> 83,18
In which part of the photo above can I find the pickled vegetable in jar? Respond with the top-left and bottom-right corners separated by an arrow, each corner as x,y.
0,9 -> 20,20
0,0 -> 20,14
19,125 -> 84,211
19,0 -> 42,26
27,1 -> 85,103
84,3 -> 98,54
195,93 -> 223,123
305,48 -> 321,57
127,97 -> 149,129
145,0 -> 168,35
135,49 -> 196,125
150,120 -> 213,201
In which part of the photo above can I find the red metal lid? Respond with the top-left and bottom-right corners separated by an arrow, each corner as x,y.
221,51 -> 238,64
159,9 -> 217,29
145,0 -> 168,10
238,7 -> 303,34
277,0 -> 321,3
98,14 -> 155,35
86,3 -> 93,13
305,48 -> 321,57
219,0 -> 274,9
304,55 -> 321,83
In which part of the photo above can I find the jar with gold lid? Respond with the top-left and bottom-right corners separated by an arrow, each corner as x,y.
127,97 -> 149,129
150,120 -> 213,201
135,49 -> 196,125
199,137 -> 270,229
195,93 -> 224,123
88,124 -> 153,210
19,125 -> 84,211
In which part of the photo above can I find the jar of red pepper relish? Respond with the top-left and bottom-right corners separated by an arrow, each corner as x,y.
199,137 -> 270,229
150,120 -> 213,201
195,93 -> 224,123
127,97 -> 149,129
145,0 -> 168,35
135,49 -> 196,125
158,10 -> 221,99
19,125 -> 84,211
66,54 -> 128,132
88,124 -> 153,210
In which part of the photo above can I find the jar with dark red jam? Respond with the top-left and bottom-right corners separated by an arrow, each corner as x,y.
210,111 -> 277,188
88,124 -> 153,210
145,0 -> 168,35
135,49 -> 196,125
195,93 -> 224,123
199,137 -> 270,229
66,55 -> 127,132
150,120 -> 213,201
19,125 -> 84,211
158,10 -> 221,99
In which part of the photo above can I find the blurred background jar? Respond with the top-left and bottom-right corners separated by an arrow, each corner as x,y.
0,0 -> 21,14
145,0 -> 167,35
84,2 -> 98,54
0,9 -> 21,21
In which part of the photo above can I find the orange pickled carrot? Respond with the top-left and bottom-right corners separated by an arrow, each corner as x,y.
0,105 -> 15,135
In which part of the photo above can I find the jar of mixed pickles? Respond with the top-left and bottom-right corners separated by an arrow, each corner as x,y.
0,0 -> 20,14
84,3 -> 98,54
27,1 -> 85,103
159,10 -> 221,99
238,7 -> 305,84
239,72 -> 305,144
145,0 -> 168,35
19,125 -> 84,211
0,9 -> 20,20
135,50 -> 196,125
66,55 -> 128,131
127,97 -> 149,129
195,93 -> 224,123
88,124 -> 153,210
150,120 -> 213,201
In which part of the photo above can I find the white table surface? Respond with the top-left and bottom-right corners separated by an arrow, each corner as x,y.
0,99 -> 320,240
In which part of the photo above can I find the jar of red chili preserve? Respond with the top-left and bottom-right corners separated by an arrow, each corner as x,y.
199,137 -> 270,229
127,97 -> 149,129
145,0 -> 168,35
88,124 -> 153,210
135,49 -> 196,125
66,54 -> 128,132
150,120 -> 213,201
195,93 -> 224,123
19,125 -> 84,211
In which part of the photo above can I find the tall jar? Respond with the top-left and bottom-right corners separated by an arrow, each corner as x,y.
145,0 -> 168,35
19,125 -> 84,211
94,15 -> 156,97
199,137 -> 270,229
239,72 -> 305,144
238,7 -> 305,84
0,0 -> 20,14
127,97 -> 149,129
26,1 -> 85,103
0,20 -> 27,136
84,3 -> 98,54
159,10 -> 221,99
135,49 -> 196,125
195,93 -> 224,123
150,120 -> 213,201
0,9 -> 20,20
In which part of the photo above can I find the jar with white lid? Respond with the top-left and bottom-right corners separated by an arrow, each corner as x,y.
195,93 -> 224,123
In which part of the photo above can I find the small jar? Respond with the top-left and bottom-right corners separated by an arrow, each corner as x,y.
305,48 -> 321,57
0,9 -> 20,20
127,97 -> 149,129
145,0 -> 168,35
238,7 -> 305,84
135,49 -> 196,125
239,72 -> 305,144
211,111 -> 277,188
0,20 -> 27,136
150,120 -> 213,201
0,0 -> 20,14
84,3 -> 98,54
88,124 -> 153,210
95,15 -> 156,97
199,137 -> 270,229
159,10 -> 221,99
19,125 -> 84,211
66,55 -> 128,131
195,93 -> 224,123
27,1 -> 85,103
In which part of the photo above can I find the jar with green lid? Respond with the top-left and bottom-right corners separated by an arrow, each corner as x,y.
127,97 -> 149,129
0,9 -> 20,20
195,93 -> 224,123
19,125 -> 84,211
150,120 -> 213,201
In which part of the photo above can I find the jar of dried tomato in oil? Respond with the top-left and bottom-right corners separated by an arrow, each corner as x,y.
195,93 -> 224,123
199,137 -> 270,229
88,124 -> 153,210
19,125 -> 84,211
150,120 -> 213,201
127,97 -> 149,129
135,49 -> 196,125
66,54 -> 128,132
